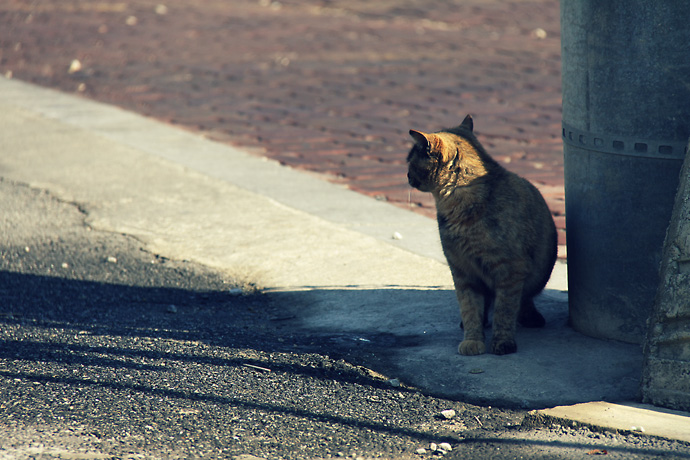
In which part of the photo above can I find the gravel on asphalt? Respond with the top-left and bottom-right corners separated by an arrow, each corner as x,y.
2,178 -> 689,459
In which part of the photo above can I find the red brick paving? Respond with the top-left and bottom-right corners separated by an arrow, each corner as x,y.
0,0 -> 565,255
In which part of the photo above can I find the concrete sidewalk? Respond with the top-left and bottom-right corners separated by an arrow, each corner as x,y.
1,78 -> 687,441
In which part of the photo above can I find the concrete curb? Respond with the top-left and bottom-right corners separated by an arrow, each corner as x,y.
528,402 -> 690,444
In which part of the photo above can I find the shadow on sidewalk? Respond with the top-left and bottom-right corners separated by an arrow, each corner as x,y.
0,268 -> 673,458
1,268 -> 641,412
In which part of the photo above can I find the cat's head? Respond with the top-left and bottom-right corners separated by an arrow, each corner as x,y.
406,114 -> 475,192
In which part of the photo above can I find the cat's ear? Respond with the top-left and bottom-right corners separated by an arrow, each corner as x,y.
409,129 -> 431,150
460,114 -> 474,132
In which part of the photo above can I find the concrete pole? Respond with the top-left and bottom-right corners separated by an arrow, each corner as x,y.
560,1 -> 690,343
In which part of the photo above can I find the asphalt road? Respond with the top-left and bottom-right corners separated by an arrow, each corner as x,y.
2,179 -> 689,458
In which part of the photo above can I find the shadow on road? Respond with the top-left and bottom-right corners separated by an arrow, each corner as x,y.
1,269 -> 681,459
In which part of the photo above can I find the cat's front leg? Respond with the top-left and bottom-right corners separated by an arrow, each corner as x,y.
453,276 -> 486,356
490,281 -> 523,355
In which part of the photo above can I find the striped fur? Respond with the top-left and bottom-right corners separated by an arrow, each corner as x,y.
407,115 -> 557,355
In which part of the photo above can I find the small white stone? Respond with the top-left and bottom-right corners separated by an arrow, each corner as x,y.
429,443 -> 437,451
388,378 -> 400,387
440,409 -> 456,420
415,448 -> 427,455
439,443 -> 452,452
61,262 -> 69,269
533,27 -> 547,39
155,4 -> 168,15
392,231 -> 403,240
107,256 -> 117,263
126,15 -> 138,26
68,59 -> 82,74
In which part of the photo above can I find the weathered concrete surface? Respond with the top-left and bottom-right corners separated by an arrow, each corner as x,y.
641,139 -> 690,412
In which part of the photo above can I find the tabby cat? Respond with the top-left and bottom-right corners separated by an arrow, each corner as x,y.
406,115 -> 557,355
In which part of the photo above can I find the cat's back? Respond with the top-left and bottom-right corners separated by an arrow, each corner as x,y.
438,145 -> 557,289
485,166 -> 557,289
491,167 -> 553,228
407,116 -> 557,280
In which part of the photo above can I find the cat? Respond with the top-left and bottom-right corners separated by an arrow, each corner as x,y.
406,115 -> 557,355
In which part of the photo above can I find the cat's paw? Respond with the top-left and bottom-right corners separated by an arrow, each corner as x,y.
458,340 -> 486,356
491,338 -> 517,355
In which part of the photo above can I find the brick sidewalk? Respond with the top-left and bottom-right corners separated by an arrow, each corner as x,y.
0,0 -> 564,253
